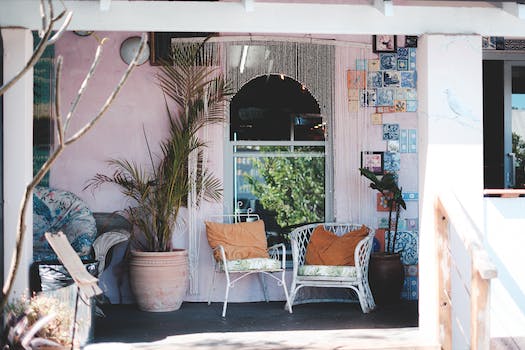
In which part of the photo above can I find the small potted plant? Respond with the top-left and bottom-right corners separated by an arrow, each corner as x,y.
359,168 -> 406,305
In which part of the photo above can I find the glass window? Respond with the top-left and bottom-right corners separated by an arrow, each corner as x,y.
229,74 -> 326,245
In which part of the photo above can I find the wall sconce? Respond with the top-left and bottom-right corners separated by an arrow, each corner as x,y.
120,36 -> 150,65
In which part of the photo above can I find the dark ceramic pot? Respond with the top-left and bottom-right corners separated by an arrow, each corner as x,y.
369,252 -> 405,305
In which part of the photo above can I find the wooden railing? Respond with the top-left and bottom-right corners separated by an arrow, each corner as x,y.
435,191 -> 498,350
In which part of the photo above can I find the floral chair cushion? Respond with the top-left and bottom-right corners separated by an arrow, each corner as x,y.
33,186 -> 97,262
223,258 -> 281,271
298,265 -> 357,279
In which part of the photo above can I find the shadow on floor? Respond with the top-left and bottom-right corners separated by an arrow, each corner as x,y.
94,300 -> 418,344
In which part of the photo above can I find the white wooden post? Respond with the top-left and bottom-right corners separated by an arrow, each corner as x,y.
418,34 -> 484,344
2,28 -> 34,301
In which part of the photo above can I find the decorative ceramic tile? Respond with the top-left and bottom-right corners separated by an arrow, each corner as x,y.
378,217 -> 389,229
383,71 -> 401,87
406,100 -> 418,112
397,47 -> 409,58
376,193 -> 390,212
380,53 -> 397,70
348,99 -> 359,112
382,123 -> 400,140
347,70 -> 366,89
348,88 -> 359,101
402,192 -> 418,201
395,88 -> 408,100
360,89 -> 377,107
408,48 -> 417,69
384,151 -> 400,172
408,129 -> 417,153
404,264 -> 419,277
399,129 -> 408,153
405,36 -> 418,48
376,88 -> 395,107
356,59 -> 367,71
406,218 -> 418,231
405,88 -> 417,100
387,140 -> 400,152
367,71 -> 383,88
401,276 -> 419,301
386,230 -> 419,265
376,106 -> 396,113
371,113 -> 383,125
397,58 -> 409,71
368,59 -> 380,71
396,218 -> 407,231
400,71 -> 417,88
394,100 -> 407,112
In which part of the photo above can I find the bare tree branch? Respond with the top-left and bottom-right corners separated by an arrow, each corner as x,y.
64,39 -> 107,131
55,57 -> 65,146
0,1 -> 70,97
0,31 -> 148,312
47,11 -> 73,46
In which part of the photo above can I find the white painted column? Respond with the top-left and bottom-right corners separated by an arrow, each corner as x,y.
417,34 -> 484,342
2,29 -> 33,301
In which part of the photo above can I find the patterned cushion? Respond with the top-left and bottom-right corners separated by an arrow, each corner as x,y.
223,258 -> 281,271
33,186 -> 97,262
298,265 -> 357,278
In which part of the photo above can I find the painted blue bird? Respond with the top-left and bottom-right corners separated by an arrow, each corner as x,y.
443,88 -> 480,124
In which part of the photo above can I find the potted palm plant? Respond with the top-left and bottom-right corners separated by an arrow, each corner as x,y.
87,40 -> 231,312
359,168 -> 406,305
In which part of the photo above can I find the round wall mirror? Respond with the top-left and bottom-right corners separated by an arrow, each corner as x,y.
120,36 -> 150,65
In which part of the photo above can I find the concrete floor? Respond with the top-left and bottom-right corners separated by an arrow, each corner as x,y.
87,300 -> 422,349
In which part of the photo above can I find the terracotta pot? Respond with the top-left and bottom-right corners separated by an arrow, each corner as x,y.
129,249 -> 189,312
369,252 -> 405,305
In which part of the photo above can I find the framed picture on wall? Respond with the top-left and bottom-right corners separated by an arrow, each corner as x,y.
361,151 -> 384,175
373,35 -> 397,53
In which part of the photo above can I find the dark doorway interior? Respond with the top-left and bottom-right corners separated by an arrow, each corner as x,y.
483,60 -> 505,189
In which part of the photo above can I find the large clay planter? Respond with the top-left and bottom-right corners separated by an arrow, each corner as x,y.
129,249 -> 189,312
369,252 -> 405,305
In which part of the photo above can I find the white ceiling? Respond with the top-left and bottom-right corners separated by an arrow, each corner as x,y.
1,0 -> 525,36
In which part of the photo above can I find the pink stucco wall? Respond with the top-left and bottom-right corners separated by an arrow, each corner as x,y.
51,31 -> 418,304
52,31 -> 168,211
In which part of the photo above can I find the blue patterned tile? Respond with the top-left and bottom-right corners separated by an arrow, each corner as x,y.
401,276 -> 419,300
408,129 -> 417,153
400,129 -> 408,153
387,230 -> 418,265
383,123 -> 400,140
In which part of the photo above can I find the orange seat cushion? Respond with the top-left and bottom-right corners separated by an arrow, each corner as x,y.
205,220 -> 269,261
305,225 -> 369,266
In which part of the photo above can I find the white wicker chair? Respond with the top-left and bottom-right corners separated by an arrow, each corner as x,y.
206,213 -> 292,317
288,223 -> 376,313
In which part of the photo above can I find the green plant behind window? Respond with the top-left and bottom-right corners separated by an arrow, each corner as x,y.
245,156 -> 325,229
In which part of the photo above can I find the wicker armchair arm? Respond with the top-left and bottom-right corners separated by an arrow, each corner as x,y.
354,232 -> 375,277
92,230 -> 130,274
